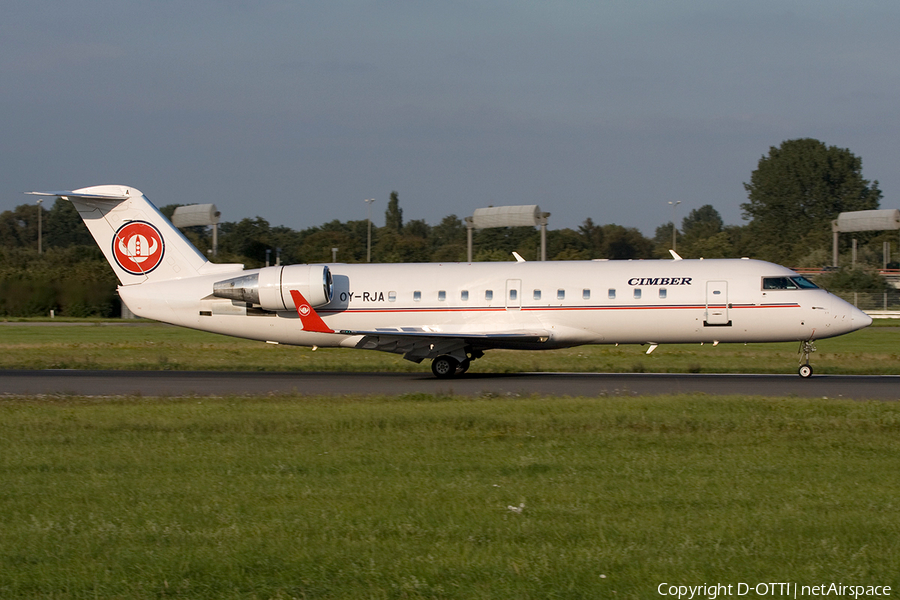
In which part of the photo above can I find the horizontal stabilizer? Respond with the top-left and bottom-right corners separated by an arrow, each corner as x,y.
27,189 -> 129,203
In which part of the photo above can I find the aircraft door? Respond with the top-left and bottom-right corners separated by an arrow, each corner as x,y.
705,280 -> 731,326
506,279 -> 522,311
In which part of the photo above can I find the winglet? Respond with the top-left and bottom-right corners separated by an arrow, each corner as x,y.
289,290 -> 334,333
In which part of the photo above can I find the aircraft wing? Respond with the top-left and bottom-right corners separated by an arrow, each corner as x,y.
339,327 -> 551,363
289,289 -> 549,362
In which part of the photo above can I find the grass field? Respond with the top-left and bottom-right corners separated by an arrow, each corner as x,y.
1,393 -> 899,599
1,320 -> 899,375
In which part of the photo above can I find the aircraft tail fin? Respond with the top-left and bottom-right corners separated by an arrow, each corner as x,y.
27,185 -> 241,285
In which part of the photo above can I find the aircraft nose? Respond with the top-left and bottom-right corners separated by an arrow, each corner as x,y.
852,306 -> 873,330
824,294 -> 872,335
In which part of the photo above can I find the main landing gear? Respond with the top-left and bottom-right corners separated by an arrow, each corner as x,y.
430,350 -> 482,379
798,340 -> 816,378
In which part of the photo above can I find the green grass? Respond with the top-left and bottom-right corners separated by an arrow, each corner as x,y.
1,320 -> 898,375
1,394 -> 899,599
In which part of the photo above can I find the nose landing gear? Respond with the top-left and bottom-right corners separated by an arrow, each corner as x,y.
798,340 -> 816,378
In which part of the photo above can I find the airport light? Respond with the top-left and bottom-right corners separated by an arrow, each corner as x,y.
831,209 -> 900,268
171,203 -> 221,257
36,198 -> 43,254
668,201 -> 681,251
365,198 -> 375,262
468,205 -> 550,261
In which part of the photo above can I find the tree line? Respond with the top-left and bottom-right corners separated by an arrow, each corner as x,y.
1,138 -> 895,317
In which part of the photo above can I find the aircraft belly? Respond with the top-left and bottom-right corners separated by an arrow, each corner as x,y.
545,303 -> 817,345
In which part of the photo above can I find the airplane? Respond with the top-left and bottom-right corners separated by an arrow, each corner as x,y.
28,185 -> 872,379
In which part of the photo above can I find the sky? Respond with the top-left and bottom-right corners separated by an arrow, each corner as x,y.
3,1 -> 900,236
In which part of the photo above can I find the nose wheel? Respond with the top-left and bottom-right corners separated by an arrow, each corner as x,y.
798,340 -> 816,378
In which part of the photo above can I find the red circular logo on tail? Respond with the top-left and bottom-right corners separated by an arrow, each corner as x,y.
112,221 -> 165,275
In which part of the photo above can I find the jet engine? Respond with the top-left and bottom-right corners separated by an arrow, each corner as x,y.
212,265 -> 333,311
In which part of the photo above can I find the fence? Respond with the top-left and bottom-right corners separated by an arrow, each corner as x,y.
832,289 -> 900,313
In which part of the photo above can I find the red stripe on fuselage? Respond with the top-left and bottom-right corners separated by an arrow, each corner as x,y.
316,303 -> 801,315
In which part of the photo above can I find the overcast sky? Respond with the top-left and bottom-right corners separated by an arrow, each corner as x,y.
3,1 -> 899,235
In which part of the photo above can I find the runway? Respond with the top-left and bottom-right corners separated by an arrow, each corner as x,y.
2,370 -> 898,400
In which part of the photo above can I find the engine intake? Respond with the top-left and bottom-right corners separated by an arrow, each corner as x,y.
213,265 -> 333,311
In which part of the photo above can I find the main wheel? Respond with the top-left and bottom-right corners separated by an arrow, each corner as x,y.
798,364 -> 813,378
431,355 -> 459,379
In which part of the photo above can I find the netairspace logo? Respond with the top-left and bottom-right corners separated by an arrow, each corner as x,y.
657,582 -> 892,599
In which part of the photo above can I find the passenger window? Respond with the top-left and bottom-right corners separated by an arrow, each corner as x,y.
583,289 -> 590,300
438,290 -> 446,301
388,291 -> 397,302
485,290 -> 493,301
557,289 -> 565,300
659,288 -> 667,299
533,289 -> 541,300
608,289 -> 616,300
461,290 -> 469,301
413,291 -> 421,302
509,289 -> 517,301
634,288 -> 641,299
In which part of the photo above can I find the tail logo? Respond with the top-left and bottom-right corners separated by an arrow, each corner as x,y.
112,221 -> 165,275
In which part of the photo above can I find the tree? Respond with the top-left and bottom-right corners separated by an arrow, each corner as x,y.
403,219 -> 430,239
430,215 -> 467,261
218,217 -> 272,265
578,218 -> 605,258
678,205 -> 730,258
652,222 -> 678,258
45,199 -> 93,248
385,191 -> 403,233
548,228 -> 589,260
681,205 -> 723,240
601,224 -> 654,259
0,203 -> 43,248
742,139 -> 881,263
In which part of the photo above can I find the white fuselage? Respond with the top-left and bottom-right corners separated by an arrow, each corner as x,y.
30,185 -> 871,377
120,258 -> 870,352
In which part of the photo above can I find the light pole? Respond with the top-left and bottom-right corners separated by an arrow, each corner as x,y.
365,198 -> 375,262
668,201 -> 681,251
36,198 -> 43,254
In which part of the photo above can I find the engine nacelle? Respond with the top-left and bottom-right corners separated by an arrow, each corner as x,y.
212,265 -> 333,311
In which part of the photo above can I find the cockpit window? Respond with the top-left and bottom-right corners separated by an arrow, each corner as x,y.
762,276 -> 819,290
792,276 -> 819,289
763,277 -> 795,290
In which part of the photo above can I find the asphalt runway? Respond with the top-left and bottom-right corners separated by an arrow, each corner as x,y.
1,370 -> 898,399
